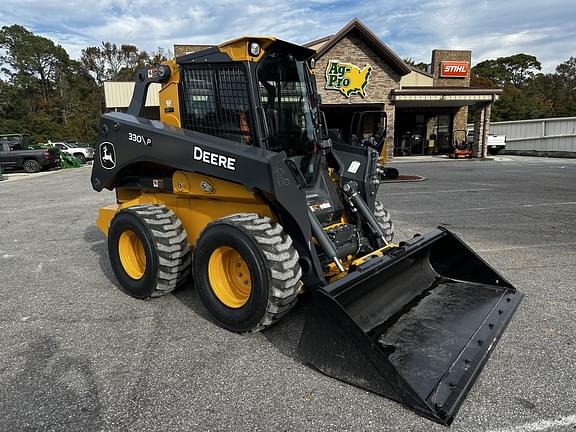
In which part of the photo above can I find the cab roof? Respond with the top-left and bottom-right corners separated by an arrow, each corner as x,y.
177,36 -> 315,64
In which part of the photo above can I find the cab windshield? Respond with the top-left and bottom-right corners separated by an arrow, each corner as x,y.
257,53 -> 319,155
257,53 -> 321,184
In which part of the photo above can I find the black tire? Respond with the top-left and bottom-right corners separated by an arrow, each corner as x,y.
488,148 -> 501,156
74,153 -> 86,164
23,159 -> 40,173
374,200 -> 394,243
108,204 -> 191,299
193,213 -> 301,333
380,167 -> 399,180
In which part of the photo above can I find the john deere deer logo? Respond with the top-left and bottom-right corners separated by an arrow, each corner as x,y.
99,142 -> 116,170
325,60 -> 372,97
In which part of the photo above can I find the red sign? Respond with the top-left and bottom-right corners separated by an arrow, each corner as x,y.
440,61 -> 469,78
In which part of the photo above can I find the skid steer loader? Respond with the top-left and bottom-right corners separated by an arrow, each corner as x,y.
91,37 -> 523,425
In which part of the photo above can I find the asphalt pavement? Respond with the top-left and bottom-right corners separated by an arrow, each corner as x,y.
0,156 -> 575,432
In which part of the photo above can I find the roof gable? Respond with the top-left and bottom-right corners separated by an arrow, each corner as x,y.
313,18 -> 411,76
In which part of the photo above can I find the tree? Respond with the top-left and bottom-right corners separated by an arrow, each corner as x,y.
555,57 -> 576,92
472,54 -> 541,87
146,47 -> 171,67
403,57 -> 430,73
81,42 -> 151,84
0,25 -> 69,103
0,25 -> 102,143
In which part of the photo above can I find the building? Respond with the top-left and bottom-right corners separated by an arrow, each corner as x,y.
105,18 -> 501,158
301,18 -> 501,158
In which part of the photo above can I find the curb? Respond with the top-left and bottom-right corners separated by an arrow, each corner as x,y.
381,175 -> 426,184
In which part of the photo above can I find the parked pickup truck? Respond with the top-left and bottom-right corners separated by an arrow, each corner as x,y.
466,130 -> 507,155
0,134 -> 61,173
49,141 -> 94,164
486,134 -> 506,155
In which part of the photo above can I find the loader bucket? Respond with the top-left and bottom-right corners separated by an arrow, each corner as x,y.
298,227 -> 523,425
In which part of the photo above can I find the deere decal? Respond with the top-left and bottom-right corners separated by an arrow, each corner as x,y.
325,60 -> 372,97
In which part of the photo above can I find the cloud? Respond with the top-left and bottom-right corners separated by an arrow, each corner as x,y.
0,0 -> 574,71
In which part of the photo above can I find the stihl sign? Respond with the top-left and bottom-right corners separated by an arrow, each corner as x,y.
440,61 -> 469,77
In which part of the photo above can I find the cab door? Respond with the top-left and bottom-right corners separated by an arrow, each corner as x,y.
0,142 -> 15,168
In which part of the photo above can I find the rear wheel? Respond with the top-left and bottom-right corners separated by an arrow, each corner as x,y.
23,159 -> 40,173
374,200 -> 394,243
108,204 -> 191,299
193,213 -> 301,332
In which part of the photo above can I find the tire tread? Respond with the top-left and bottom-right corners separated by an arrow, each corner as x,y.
123,204 -> 191,297
202,213 -> 301,332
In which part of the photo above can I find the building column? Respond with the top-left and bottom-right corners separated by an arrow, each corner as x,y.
453,106 -> 468,137
385,104 -> 395,161
473,104 -> 486,158
482,102 -> 492,158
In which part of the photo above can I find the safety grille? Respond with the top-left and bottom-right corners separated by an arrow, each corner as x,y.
180,65 -> 255,145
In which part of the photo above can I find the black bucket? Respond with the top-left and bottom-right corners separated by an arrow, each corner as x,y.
298,227 -> 523,425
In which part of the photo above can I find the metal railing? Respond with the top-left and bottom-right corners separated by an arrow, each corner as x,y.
475,117 -> 576,154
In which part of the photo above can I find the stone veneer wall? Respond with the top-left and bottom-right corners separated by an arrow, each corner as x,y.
315,33 -> 402,158
453,106 -> 469,136
431,50 -> 472,144
431,49 -> 471,87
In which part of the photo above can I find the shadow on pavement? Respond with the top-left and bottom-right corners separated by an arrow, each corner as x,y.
84,223 -> 309,365
83,224 -> 118,288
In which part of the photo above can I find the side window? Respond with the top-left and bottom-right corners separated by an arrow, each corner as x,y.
22,136 -> 33,149
180,65 -> 255,145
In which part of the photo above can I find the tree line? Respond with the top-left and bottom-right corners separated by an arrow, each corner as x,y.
2,24 -> 575,145
471,54 -> 576,121
0,25 -> 168,144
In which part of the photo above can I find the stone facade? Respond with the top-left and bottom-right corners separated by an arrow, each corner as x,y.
315,33 -> 402,156
431,49 -> 471,87
453,106 -> 469,137
431,50 -> 472,143
174,44 -> 213,57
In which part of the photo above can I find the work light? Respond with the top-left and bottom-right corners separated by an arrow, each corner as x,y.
249,42 -> 261,57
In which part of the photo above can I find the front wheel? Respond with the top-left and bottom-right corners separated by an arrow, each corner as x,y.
193,213 -> 301,333
74,153 -> 86,164
374,200 -> 394,243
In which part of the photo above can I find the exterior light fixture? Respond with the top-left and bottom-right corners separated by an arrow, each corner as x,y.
249,42 -> 261,57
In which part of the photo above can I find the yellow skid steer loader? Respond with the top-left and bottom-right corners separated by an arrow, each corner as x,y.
91,37 -> 523,425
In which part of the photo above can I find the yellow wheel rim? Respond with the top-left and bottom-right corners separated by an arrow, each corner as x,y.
118,230 -> 147,280
208,246 -> 252,308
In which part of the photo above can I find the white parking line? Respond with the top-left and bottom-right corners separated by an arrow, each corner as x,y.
0,169 -> 64,182
385,188 -> 492,195
395,201 -> 576,214
487,414 -> 576,432
477,242 -> 576,252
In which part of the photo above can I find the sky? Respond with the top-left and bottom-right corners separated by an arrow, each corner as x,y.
1,0 -> 575,72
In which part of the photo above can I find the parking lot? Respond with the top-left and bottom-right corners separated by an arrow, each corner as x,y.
1,156 -> 575,432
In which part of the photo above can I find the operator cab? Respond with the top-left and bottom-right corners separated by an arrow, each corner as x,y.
175,38 -> 342,224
